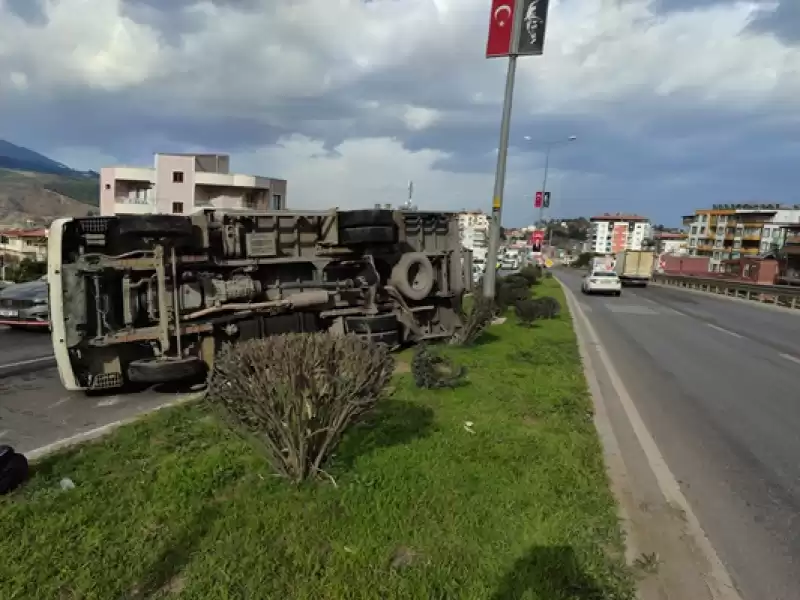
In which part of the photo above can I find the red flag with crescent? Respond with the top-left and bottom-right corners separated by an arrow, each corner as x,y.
486,0 -> 515,58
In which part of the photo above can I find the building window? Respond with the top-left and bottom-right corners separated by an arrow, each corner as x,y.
172,171 -> 184,183
172,202 -> 184,213
271,194 -> 282,210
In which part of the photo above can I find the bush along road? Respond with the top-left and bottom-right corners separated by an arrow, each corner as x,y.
0,277 -> 635,600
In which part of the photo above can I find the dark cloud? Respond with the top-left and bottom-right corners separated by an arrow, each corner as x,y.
654,0 -> 800,44
4,0 -> 47,26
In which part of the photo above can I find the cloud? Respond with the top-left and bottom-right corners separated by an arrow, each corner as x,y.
1,0 -> 800,226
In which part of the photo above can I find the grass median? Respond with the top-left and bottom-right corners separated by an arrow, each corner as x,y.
0,278 -> 633,600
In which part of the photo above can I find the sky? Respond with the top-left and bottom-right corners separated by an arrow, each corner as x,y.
1,0 -> 799,227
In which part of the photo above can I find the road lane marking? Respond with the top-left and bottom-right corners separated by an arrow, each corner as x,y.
779,353 -> 800,365
706,324 -> 742,339
559,277 -> 743,600
0,355 -> 55,370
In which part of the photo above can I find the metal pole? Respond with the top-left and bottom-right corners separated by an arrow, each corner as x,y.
482,54 -> 518,299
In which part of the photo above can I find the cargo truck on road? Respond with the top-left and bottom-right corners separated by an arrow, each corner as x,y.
47,208 -> 472,392
615,250 -> 655,286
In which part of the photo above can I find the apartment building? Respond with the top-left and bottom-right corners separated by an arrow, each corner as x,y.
589,214 -> 652,254
100,153 -> 287,216
653,232 -> 688,256
0,228 -> 48,263
682,203 -> 800,271
458,211 -> 489,264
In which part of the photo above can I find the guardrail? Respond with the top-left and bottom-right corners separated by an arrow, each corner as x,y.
652,274 -> 800,309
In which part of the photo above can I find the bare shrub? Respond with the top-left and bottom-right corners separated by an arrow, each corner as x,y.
411,345 -> 466,389
451,294 -> 496,346
208,332 -> 394,483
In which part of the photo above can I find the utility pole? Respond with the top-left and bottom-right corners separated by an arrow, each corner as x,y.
483,0 -> 553,298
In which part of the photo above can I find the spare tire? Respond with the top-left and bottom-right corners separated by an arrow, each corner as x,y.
127,357 -> 207,384
390,252 -> 435,301
338,209 -> 395,229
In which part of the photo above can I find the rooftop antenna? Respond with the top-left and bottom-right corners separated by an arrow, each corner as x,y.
402,180 -> 415,210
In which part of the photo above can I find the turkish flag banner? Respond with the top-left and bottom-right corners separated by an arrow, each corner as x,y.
486,0 -> 516,58
534,191 -> 543,208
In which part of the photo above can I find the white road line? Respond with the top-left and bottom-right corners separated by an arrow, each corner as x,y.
0,355 -> 55,370
25,390 -> 206,461
779,353 -> 800,366
706,324 -> 743,339
560,280 -> 742,600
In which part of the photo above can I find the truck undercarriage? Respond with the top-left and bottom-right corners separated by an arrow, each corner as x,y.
48,208 -> 472,392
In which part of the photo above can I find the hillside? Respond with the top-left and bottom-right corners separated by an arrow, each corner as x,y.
0,139 -> 99,227
0,169 -> 96,227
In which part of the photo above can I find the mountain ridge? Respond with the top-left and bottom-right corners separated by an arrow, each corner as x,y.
0,139 -> 99,227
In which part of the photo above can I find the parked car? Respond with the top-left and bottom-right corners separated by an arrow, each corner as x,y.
582,270 -> 622,296
0,279 -> 50,329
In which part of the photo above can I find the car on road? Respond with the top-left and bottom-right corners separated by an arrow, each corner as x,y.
0,278 -> 50,329
582,270 -> 622,296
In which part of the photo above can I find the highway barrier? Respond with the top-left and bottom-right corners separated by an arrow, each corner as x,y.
652,273 -> 800,310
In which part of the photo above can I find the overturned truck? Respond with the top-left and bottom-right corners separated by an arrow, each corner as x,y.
47,208 -> 473,392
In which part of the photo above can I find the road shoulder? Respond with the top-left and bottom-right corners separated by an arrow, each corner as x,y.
559,276 -> 742,600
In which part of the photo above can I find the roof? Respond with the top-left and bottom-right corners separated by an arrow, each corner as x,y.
654,232 -> 686,239
0,228 -> 47,238
590,213 -> 649,222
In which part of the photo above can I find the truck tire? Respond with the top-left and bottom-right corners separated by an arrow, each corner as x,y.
0,451 -> 28,496
339,225 -> 397,245
345,314 -> 399,334
338,209 -> 395,229
117,215 -> 194,238
127,357 -> 207,384
391,252 -> 435,301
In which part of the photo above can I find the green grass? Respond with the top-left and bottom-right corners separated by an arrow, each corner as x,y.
0,279 -> 633,600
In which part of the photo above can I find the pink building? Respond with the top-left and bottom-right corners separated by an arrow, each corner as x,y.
100,153 -> 287,216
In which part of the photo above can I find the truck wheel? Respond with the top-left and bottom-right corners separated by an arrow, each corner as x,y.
117,215 -> 194,237
338,209 -> 395,229
390,252 -> 435,301
339,225 -> 397,245
127,357 -> 207,384
345,314 -> 399,334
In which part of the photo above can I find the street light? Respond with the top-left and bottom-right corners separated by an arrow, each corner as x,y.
525,135 -> 577,250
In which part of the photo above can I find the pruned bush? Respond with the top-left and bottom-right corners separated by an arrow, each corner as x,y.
411,345 -> 466,389
207,332 -> 395,483
519,265 -> 542,286
452,294 -> 496,346
514,299 -> 545,327
496,276 -> 532,311
536,296 -> 561,318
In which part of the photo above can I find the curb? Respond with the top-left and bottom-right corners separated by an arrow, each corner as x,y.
25,390 -> 207,462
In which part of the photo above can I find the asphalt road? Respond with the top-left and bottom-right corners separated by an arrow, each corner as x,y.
0,325 -> 55,376
558,270 -> 800,600
0,365 -> 200,455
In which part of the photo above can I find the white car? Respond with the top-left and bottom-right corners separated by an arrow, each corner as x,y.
582,270 -> 622,296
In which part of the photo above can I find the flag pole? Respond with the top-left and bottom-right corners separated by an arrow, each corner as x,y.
483,0 -> 524,299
